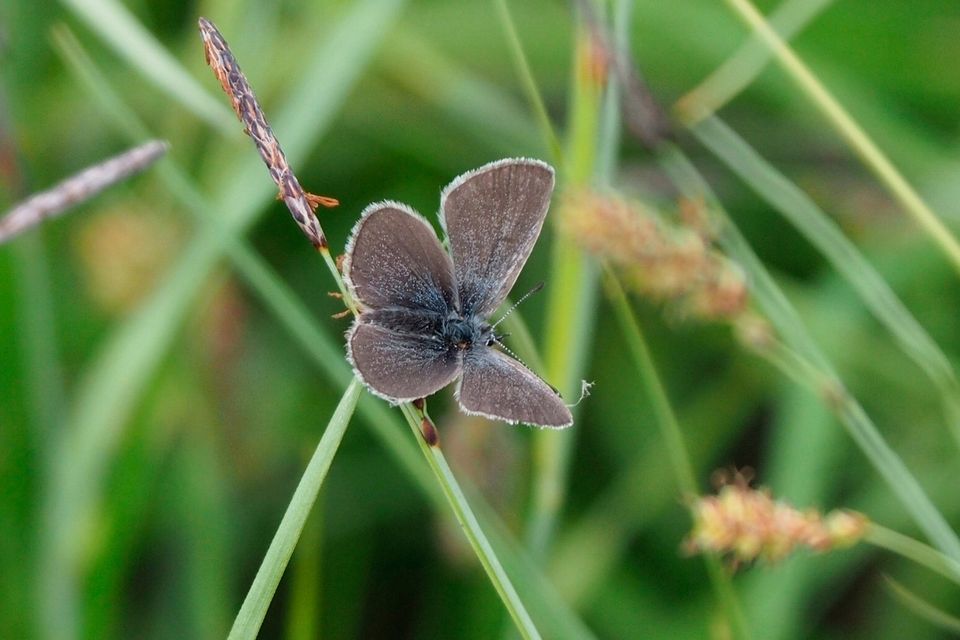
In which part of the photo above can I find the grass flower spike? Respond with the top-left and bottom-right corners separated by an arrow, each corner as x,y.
685,477 -> 869,565
558,188 -> 748,321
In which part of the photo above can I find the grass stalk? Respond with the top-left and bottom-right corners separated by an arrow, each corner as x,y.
14,236 -> 73,640
883,577 -> 960,634
866,524 -> 960,589
719,0 -> 960,277
675,0 -> 835,123
399,405 -> 543,640
657,143 -> 960,566
228,379 -> 362,640
688,115 -> 960,449
492,0 -> 566,167
604,271 -> 751,640
525,13 -> 605,562
58,0 -> 234,132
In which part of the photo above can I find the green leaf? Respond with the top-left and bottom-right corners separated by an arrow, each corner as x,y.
59,0 -> 235,132
228,379 -> 363,640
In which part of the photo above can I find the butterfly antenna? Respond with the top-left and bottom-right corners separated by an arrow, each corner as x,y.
492,336 -> 529,369
491,335 -> 564,396
492,281 -> 545,329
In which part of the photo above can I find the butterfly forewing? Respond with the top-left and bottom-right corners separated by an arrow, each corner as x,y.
345,202 -> 457,313
458,349 -> 572,428
440,159 -> 555,318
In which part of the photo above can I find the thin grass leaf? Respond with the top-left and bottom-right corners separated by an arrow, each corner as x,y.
689,115 -> 960,447
59,0 -> 235,132
676,0 -> 835,123
10,235 -> 70,640
604,272 -> 751,640
657,144 -> 960,568
866,525 -> 960,589
719,0 -> 960,278
492,0 -> 565,167
9,236 -> 65,443
525,14 -> 606,561
399,404 -> 542,640
383,30 -> 543,155
883,576 -> 960,635
229,379 -> 362,640
465,491 -> 598,640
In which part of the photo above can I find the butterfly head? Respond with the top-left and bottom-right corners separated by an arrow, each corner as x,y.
442,313 -> 495,353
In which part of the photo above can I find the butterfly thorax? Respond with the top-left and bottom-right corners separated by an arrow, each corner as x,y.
442,313 -> 493,353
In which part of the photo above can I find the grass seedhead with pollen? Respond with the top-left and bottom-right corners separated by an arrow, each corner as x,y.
558,187 -> 748,322
684,473 -> 869,566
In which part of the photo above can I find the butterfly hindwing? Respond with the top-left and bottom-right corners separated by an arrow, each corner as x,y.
458,348 -> 572,428
348,314 -> 462,402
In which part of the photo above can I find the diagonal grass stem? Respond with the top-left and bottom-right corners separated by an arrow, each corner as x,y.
718,0 -> 960,278
227,379 -> 362,640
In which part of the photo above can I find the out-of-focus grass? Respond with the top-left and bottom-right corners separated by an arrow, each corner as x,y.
2,0 -> 960,638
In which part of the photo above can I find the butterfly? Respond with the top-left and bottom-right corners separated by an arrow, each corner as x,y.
343,158 -> 572,428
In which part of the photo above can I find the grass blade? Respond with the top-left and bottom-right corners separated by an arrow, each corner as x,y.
883,576 -> 960,635
604,272 -> 751,640
228,379 -> 362,640
676,0 -> 835,123
657,144 -> 960,566
492,0 -> 565,166
399,405 -> 542,640
59,0 -> 235,132
525,16 -> 606,561
719,0 -> 960,278
689,115 -> 960,447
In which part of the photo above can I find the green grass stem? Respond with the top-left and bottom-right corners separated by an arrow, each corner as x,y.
719,0 -> 960,278
228,379 -> 362,640
883,576 -> 960,634
59,0 -> 235,132
688,115 -> 960,449
492,0 -> 566,168
604,271 -> 751,640
525,17 -> 605,562
399,405 -> 543,640
867,524 -> 960,589
657,143 -> 960,567
676,0 -> 835,123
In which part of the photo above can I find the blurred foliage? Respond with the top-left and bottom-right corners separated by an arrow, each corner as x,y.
2,0 -> 960,638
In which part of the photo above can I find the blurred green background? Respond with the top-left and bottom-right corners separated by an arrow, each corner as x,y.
2,0 -> 960,638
